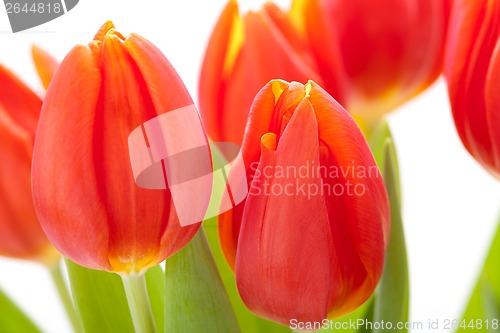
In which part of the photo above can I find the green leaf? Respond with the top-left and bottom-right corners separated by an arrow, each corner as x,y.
0,288 -> 42,333
66,260 -> 164,333
66,259 -> 135,333
372,138 -> 410,333
319,297 -> 374,332
369,120 -> 402,207
358,300 -> 376,333
457,217 -> 500,333
164,228 -> 241,333
481,278 -> 500,327
49,263 -> 84,333
145,265 -> 165,331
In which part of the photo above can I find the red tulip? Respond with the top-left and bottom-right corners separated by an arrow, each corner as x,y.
445,0 -> 500,178
220,80 -> 390,323
32,22 -> 204,274
291,0 -> 450,129
0,50 -> 59,265
199,1 -> 330,145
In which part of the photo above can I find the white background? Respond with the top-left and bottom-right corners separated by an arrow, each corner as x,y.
0,1 -> 499,332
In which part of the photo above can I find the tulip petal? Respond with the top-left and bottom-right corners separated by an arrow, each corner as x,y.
241,80 -> 288,167
308,82 -> 389,315
445,0 -> 480,149
89,33 -> 196,273
0,65 -> 41,135
289,0 -> 347,104
199,0 -> 243,142
218,80 -> 287,269
236,97 -> 340,325
219,81 -> 325,270
31,45 -> 59,90
261,3 -> 318,76
0,130 -> 47,261
32,45 -> 110,270
217,198 -> 243,270
446,0 -> 500,173
485,37 -> 500,177
0,124 -> 42,258
401,0 -> 450,98
221,9 -> 323,144
124,33 -> 202,266
125,34 -> 197,114
0,66 -> 52,261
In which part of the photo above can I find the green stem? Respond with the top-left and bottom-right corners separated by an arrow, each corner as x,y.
122,273 -> 157,333
49,264 -> 83,333
292,329 -> 315,333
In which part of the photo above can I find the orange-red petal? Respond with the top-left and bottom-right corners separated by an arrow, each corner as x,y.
485,39 -> 500,176
199,0 -> 242,142
445,0 -> 500,178
125,33 -> 201,266
218,80 -> 288,269
32,45 -> 111,271
309,82 -> 389,315
0,65 -> 57,263
290,0 -> 348,104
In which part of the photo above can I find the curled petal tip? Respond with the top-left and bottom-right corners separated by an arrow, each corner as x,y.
261,132 -> 277,152
94,21 -> 116,42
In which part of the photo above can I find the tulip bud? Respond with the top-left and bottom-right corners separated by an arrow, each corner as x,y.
445,0 -> 500,179
32,22 -> 204,274
291,0 -> 450,129
0,60 -> 59,266
220,80 -> 390,323
199,1 -> 329,145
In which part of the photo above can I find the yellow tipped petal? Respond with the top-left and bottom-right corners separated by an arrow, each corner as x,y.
223,1 -> 245,78
31,45 -> 59,90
